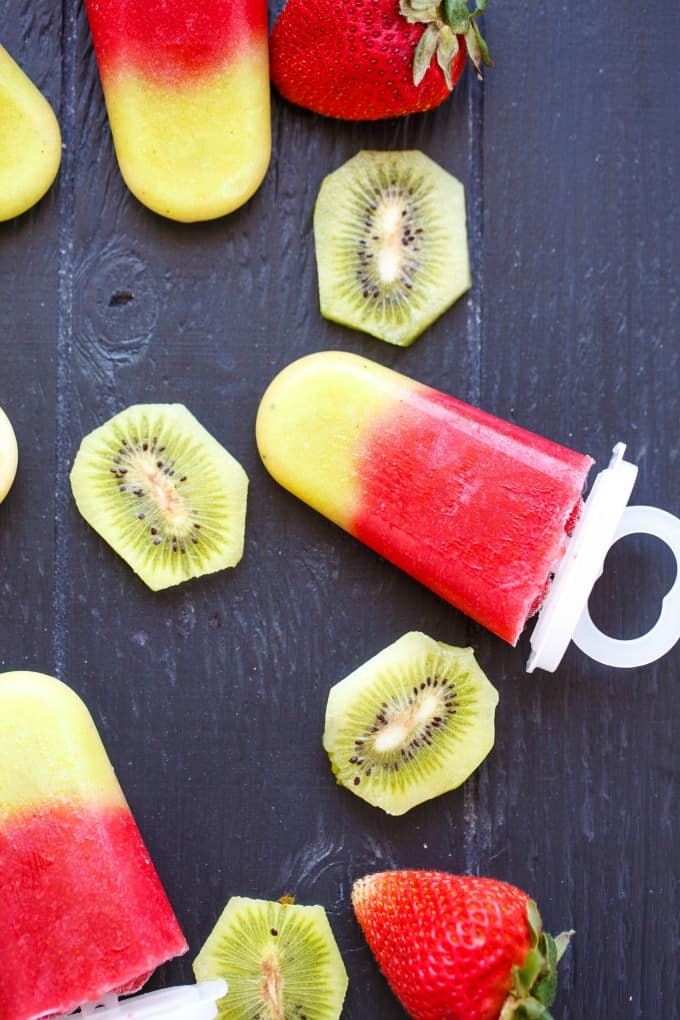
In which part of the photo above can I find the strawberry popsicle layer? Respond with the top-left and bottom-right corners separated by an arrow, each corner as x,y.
84,0 -> 270,222
256,352 -> 594,645
0,672 -> 187,1020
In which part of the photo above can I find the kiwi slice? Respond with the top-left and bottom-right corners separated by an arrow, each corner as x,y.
193,896 -> 349,1020
313,150 -> 471,347
70,404 -> 248,591
323,632 -> 498,815
0,406 -> 18,504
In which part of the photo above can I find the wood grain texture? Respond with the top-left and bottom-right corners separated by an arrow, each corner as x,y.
479,6 -> 680,1018
0,0 -> 678,1017
0,1 -> 61,671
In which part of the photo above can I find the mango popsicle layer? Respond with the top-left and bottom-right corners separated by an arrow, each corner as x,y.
0,44 -> 61,221
256,352 -> 594,645
0,672 -> 187,1020
84,0 -> 271,222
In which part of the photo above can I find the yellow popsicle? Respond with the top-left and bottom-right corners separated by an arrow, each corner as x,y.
84,1 -> 271,222
0,44 -> 61,221
0,671 -> 125,824
0,406 -> 18,503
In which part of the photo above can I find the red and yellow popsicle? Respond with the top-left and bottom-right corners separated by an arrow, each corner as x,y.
0,671 -> 187,1020
0,43 -> 61,221
84,0 -> 271,222
256,352 -> 593,645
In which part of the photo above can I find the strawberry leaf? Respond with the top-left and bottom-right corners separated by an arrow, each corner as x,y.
500,905 -> 571,1020
470,18 -> 494,66
500,995 -> 554,1020
533,935 -> 558,1007
554,930 -> 575,963
413,23 -> 440,85
526,900 -> 542,946
443,0 -> 470,33
436,26 -> 459,89
513,949 -> 545,997
400,0 -> 440,24
403,0 -> 493,88
465,25 -> 483,77
517,1002 -> 554,1020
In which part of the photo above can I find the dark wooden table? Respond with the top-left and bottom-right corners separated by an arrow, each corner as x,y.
1,2 -> 678,1017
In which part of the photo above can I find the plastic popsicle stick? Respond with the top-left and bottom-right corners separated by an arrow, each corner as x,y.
527,444 -> 637,672
573,505 -> 680,667
59,981 -> 227,1020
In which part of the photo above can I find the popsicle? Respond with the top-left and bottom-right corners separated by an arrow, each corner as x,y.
0,671 -> 188,1020
256,351 -> 593,646
83,0 -> 271,222
0,44 -> 61,221
0,406 -> 18,503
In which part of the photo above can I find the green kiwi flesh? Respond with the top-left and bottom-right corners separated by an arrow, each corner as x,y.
323,631 -> 498,815
313,150 -> 471,347
70,403 -> 248,591
193,896 -> 349,1020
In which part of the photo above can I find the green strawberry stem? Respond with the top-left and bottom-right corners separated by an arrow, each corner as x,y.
400,0 -> 492,87
498,901 -> 574,1020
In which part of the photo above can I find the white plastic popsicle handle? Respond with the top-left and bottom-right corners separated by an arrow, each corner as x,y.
528,443 -> 680,672
573,504 -> 680,667
53,981 -> 227,1020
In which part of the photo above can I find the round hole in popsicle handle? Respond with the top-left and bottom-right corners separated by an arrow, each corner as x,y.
587,531 -> 676,637
573,505 -> 680,668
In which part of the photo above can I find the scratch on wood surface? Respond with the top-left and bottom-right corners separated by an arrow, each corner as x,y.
53,0 -> 77,679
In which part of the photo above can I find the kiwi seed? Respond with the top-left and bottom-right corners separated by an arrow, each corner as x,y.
314,150 -> 471,347
70,403 -> 248,591
323,632 -> 498,815
193,896 -> 348,1020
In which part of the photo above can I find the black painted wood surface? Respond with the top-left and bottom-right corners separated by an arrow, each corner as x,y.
1,1 -> 679,1017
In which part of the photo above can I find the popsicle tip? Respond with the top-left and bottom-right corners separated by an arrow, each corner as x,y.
0,46 -> 62,221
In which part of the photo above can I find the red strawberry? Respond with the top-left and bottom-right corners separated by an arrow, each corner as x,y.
352,871 -> 572,1020
270,0 -> 492,121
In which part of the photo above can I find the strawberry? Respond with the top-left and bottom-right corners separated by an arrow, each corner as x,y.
270,0 -> 492,121
352,871 -> 573,1020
